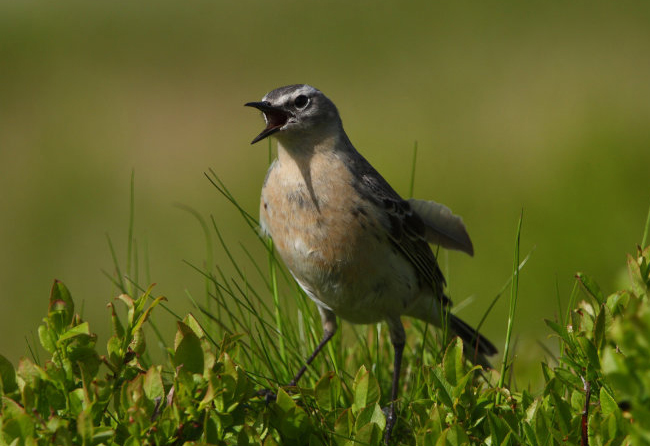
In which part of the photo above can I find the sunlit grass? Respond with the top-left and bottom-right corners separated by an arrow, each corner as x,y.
4,167 -> 649,444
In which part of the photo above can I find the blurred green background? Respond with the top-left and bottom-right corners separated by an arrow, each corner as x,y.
1,1 -> 649,383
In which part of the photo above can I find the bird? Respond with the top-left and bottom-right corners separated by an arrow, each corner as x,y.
245,84 -> 496,443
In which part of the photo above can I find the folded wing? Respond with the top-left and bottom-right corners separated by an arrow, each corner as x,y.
407,199 -> 474,256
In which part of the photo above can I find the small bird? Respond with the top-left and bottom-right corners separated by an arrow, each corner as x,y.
245,84 -> 496,443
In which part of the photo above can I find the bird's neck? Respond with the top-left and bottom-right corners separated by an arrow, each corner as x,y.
276,125 -> 351,166
274,129 -> 353,210
277,135 -> 330,164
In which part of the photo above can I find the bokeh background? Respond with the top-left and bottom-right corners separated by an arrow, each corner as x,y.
1,1 -> 649,384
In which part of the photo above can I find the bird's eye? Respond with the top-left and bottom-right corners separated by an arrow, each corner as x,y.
294,95 -> 309,109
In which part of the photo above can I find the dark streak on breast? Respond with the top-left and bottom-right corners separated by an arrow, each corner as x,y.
287,190 -> 310,209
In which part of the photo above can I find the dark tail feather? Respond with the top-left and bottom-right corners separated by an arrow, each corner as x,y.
448,314 -> 497,368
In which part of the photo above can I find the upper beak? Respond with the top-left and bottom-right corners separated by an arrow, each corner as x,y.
244,101 -> 292,144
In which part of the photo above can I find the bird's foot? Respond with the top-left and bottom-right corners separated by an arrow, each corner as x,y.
256,388 -> 277,403
382,405 -> 397,445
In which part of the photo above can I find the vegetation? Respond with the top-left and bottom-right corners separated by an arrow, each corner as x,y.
1,179 -> 649,444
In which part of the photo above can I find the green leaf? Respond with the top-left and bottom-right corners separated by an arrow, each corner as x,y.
106,335 -> 122,368
213,373 -> 238,413
173,321 -> 204,375
264,435 -> 281,446
428,367 -> 454,407
92,427 -> 115,445
443,337 -> 463,387
51,423 -> 74,446
521,421 -> 538,446
576,272 -> 605,304
275,387 -> 297,412
48,279 -> 74,330
77,410 -> 93,445
123,436 -> 142,446
593,304 -> 606,350
58,322 -> 91,343
334,408 -> 354,445
524,398 -> 539,423
129,327 -> 146,356
38,323 -> 56,353
314,371 -> 340,412
133,284 -> 154,318
2,396 -> 35,440
554,368 -> 583,390
45,381 -> 67,410
487,410 -> 508,445
578,337 -> 600,371
107,302 -> 125,338
144,365 -> 164,400
237,425 -> 258,445
354,421 -> 381,445
16,358 -> 48,388
550,390 -> 572,435
354,403 -> 386,432
183,313 -> 206,338
309,434 -> 327,446
500,432 -> 513,446
628,252 -> 650,296
435,424 -> 470,446
0,354 -> 17,394
453,366 -> 480,399
544,319 -> 572,346
352,365 -> 380,413
274,388 -> 311,440
69,388 -> 86,417
600,387 -> 619,418
69,346 -> 100,380
116,294 -> 136,325
131,294 -> 167,336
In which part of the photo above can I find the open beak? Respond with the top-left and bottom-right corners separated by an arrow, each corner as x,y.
244,101 -> 292,144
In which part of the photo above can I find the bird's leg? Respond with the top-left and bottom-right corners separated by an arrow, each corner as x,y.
289,328 -> 335,386
259,308 -> 337,402
385,319 -> 406,444
290,308 -> 337,385
385,339 -> 404,443
259,329 -> 335,402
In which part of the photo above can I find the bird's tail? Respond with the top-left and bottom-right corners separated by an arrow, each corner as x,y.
448,313 -> 497,368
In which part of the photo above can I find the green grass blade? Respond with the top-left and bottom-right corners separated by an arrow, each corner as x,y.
239,242 -> 271,290
474,248 -> 534,336
642,201 -> 650,248
105,234 -> 126,293
497,210 -> 523,404
126,170 -> 135,297
409,141 -> 418,198
204,169 -> 259,229
175,203 -> 215,316
268,238 -> 286,363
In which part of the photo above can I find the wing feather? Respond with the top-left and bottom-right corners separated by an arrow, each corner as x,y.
407,198 -> 474,256
346,152 -> 448,303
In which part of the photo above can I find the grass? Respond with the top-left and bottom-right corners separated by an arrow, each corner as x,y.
0,169 -> 649,445
496,210 -> 523,405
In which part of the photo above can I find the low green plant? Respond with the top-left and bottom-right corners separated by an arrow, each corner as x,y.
1,174 -> 648,444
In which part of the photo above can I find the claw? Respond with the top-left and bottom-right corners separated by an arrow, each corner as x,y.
256,388 -> 277,404
383,405 -> 396,444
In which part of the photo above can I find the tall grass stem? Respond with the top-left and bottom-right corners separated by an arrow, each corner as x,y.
497,211 -> 523,404
408,141 -> 418,198
126,170 -> 135,297
642,202 -> 650,248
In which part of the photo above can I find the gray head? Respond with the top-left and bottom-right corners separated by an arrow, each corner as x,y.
245,84 -> 341,144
